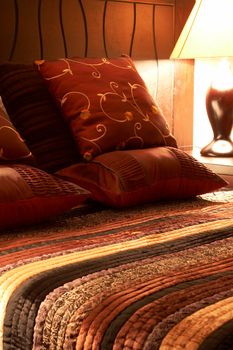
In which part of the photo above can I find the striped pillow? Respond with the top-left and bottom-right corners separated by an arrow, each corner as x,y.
0,63 -> 79,172
56,147 -> 227,207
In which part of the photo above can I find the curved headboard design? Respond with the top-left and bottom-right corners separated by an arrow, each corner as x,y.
0,0 -> 175,62
0,0 -> 194,149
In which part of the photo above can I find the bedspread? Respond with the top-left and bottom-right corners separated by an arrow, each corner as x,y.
1,190 -> 233,350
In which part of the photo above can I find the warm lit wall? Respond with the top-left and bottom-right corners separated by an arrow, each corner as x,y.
173,0 -> 195,150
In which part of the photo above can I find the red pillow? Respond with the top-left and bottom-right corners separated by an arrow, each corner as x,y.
56,147 -> 227,208
0,164 -> 90,230
36,56 -> 177,161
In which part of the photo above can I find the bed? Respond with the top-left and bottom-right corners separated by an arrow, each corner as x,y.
2,1 -> 233,349
1,189 -> 233,350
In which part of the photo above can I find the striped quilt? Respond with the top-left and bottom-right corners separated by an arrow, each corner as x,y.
1,190 -> 233,350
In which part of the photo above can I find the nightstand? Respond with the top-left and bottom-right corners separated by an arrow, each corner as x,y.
191,147 -> 233,188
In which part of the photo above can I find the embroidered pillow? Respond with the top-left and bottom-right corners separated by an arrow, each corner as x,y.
56,147 -> 227,208
0,164 -> 90,230
0,98 -> 34,164
36,56 -> 177,161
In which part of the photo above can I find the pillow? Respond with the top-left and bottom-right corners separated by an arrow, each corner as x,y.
0,96 -> 8,115
0,99 -> 35,164
0,164 -> 90,230
36,56 -> 177,161
56,147 -> 227,208
0,63 -> 79,172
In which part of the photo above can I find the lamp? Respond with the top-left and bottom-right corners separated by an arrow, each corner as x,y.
170,0 -> 233,157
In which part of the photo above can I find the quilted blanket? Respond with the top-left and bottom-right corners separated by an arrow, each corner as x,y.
1,190 -> 233,350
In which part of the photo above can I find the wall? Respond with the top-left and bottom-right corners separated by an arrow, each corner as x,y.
0,0 -> 177,62
173,0 -> 195,150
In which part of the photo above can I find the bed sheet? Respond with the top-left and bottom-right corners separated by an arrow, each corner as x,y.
1,190 -> 233,350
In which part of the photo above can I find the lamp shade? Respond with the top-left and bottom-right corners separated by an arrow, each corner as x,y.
170,0 -> 233,59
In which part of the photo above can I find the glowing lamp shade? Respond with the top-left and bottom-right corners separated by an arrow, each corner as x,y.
171,0 -> 233,157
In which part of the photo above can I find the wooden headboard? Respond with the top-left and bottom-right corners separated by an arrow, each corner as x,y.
0,0 -> 194,149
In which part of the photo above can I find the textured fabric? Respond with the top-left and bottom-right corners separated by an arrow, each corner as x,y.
56,147 -> 227,207
0,164 -> 90,229
0,63 -> 79,172
0,191 -> 233,349
0,99 -> 34,164
36,56 -> 177,161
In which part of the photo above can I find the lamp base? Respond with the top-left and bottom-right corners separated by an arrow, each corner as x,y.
202,82 -> 233,158
200,139 -> 233,157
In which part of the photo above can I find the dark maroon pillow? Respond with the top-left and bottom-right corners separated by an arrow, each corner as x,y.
0,63 -> 79,172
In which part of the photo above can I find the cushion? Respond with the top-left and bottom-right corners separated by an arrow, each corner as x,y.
56,147 -> 227,208
0,97 -> 35,164
0,63 -> 79,172
0,164 -> 90,230
36,56 -> 177,161
0,96 -> 8,115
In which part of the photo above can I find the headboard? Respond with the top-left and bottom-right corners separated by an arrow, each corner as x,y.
0,0 -> 194,149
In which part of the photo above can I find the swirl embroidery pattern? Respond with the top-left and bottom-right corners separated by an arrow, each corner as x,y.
37,56 -> 177,160
0,111 -> 32,162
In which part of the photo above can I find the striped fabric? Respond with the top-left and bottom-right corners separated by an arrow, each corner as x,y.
1,190 -> 233,349
0,63 -> 79,172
